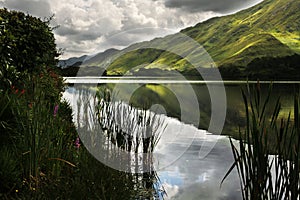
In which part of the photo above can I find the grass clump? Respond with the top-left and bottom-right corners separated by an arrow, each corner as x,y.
95,86 -> 167,199
223,82 -> 300,199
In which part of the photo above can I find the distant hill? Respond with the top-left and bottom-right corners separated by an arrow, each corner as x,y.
58,55 -> 87,69
60,0 -> 300,80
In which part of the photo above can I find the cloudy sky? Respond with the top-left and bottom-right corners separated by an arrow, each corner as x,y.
1,0 -> 262,59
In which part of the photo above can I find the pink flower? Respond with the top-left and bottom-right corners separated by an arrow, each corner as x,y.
75,137 -> 80,149
53,105 -> 59,117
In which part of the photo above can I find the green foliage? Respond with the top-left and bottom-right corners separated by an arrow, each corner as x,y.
0,8 -> 59,72
0,64 -> 22,91
65,148 -> 136,200
0,91 -> 14,137
0,147 -> 21,193
0,80 -> 143,199
0,75 -> 75,196
0,9 -> 76,198
107,48 -> 165,75
0,8 -> 64,99
246,54 -> 300,80
0,9 -> 146,200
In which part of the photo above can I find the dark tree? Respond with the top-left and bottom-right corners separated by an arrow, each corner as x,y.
0,8 -> 59,72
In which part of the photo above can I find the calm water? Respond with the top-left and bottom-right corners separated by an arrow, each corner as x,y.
63,78 -> 299,199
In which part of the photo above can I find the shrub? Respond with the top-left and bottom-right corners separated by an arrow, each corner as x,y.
0,8 -> 59,73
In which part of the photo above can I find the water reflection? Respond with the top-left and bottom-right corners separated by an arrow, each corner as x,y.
157,136 -> 241,199
63,86 -> 241,199
63,82 -> 299,200
64,86 -> 166,198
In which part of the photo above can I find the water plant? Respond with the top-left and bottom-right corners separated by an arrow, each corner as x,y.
95,86 -> 167,199
7,75 -> 75,194
222,82 -> 300,199
96,87 -> 166,154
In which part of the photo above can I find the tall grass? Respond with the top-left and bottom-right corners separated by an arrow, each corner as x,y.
1,78 -> 141,199
95,87 -> 166,156
95,86 -> 167,199
0,91 -> 21,194
1,74 -> 153,198
222,82 -> 300,199
9,75 -> 76,192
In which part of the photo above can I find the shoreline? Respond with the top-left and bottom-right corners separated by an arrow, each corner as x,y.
64,77 -> 300,84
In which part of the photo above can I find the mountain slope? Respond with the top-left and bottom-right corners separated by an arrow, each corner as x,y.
181,0 -> 299,67
58,55 -> 87,68
62,0 -> 300,79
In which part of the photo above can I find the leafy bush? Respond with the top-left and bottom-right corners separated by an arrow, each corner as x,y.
0,8 -> 59,72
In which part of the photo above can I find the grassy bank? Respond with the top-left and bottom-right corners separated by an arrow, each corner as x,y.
0,74 -> 145,199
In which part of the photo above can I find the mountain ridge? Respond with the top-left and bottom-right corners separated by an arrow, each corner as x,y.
59,0 -> 300,79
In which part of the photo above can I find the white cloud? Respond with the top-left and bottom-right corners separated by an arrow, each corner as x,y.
49,0 -> 125,58
50,0 -> 220,58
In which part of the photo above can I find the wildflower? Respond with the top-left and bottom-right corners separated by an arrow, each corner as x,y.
53,104 -> 59,117
14,88 -> 19,94
11,86 -> 25,95
75,137 -> 81,149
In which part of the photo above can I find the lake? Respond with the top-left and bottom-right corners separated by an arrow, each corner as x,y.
63,77 -> 299,199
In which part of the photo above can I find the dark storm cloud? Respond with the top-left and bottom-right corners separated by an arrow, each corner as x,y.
55,26 -> 101,41
2,0 -> 52,18
164,0 -> 261,13
55,26 -> 80,37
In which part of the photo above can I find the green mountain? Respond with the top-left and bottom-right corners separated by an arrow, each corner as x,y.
181,0 -> 300,78
65,0 -> 300,79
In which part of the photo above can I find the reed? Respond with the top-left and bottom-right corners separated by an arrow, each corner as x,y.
8,75 -> 76,193
95,86 -> 167,199
96,87 -> 166,155
222,82 -> 300,199
1,78 -> 148,198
